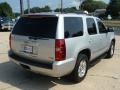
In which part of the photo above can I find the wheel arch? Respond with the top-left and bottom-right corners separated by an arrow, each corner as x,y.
77,49 -> 91,61
112,38 -> 115,44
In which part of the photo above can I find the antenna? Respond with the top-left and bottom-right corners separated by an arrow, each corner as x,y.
60,0 -> 63,13
20,0 -> 24,15
27,0 -> 30,14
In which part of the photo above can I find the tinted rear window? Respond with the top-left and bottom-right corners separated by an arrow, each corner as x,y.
12,16 -> 58,38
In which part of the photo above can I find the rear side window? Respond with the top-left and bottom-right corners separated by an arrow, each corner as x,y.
12,16 -> 58,38
64,17 -> 83,38
86,18 -> 97,35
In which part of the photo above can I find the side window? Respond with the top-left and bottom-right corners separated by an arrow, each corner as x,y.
64,17 -> 83,38
97,20 -> 107,33
86,18 -> 97,35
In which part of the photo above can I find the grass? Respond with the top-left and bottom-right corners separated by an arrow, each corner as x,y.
102,20 -> 120,27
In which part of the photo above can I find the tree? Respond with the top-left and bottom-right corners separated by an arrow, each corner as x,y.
75,0 -> 86,10
24,6 -> 51,14
30,7 -> 41,13
54,8 -> 61,12
14,13 -> 20,17
63,7 -> 77,13
42,6 -> 51,12
0,2 -> 13,17
81,0 -> 107,12
54,7 -> 77,13
106,0 -> 120,18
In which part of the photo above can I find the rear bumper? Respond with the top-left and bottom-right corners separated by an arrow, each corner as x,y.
8,50 -> 75,77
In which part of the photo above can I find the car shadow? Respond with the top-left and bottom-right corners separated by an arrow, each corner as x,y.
89,59 -> 101,69
0,61 -> 75,90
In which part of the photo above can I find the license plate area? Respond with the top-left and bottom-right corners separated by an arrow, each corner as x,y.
24,45 -> 33,54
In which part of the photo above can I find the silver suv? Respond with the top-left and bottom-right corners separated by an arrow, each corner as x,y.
9,13 -> 115,82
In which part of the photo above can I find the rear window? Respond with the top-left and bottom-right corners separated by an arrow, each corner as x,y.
12,16 -> 58,38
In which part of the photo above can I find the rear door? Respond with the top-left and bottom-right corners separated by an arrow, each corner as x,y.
11,16 -> 58,62
86,18 -> 101,59
96,19 -> 109,53
64,17 -> 84,59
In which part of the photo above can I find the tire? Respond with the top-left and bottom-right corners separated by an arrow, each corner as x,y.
69,54 -> 88,83
106,41 -> 115,58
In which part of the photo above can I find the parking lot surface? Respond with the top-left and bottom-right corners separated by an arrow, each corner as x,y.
0,31 -> 120,90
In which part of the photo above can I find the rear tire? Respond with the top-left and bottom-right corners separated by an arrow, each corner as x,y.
69,54 -> 88,83
106,41 -> 115,58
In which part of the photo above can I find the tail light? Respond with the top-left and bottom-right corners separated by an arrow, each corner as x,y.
55,39 -> 66,61
9,34 -> 11,49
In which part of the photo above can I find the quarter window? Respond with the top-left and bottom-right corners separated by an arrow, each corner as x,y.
86,18 -> 97,35
64,17 -> 83,38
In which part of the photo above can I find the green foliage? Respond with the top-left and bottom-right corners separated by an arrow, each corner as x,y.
63,7 -> 77,13
30,7 -> 41,13
81,0 -> 107,12
42,6 -> 51,12
14,13 -> 20,17
54,8 -> 61,12
106,0 -> 120,18
54,7 -> 77,13
24,6 -> 51,14
0,2 -> 13,17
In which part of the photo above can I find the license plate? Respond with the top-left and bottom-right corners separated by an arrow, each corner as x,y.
24,45 -> 33,53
